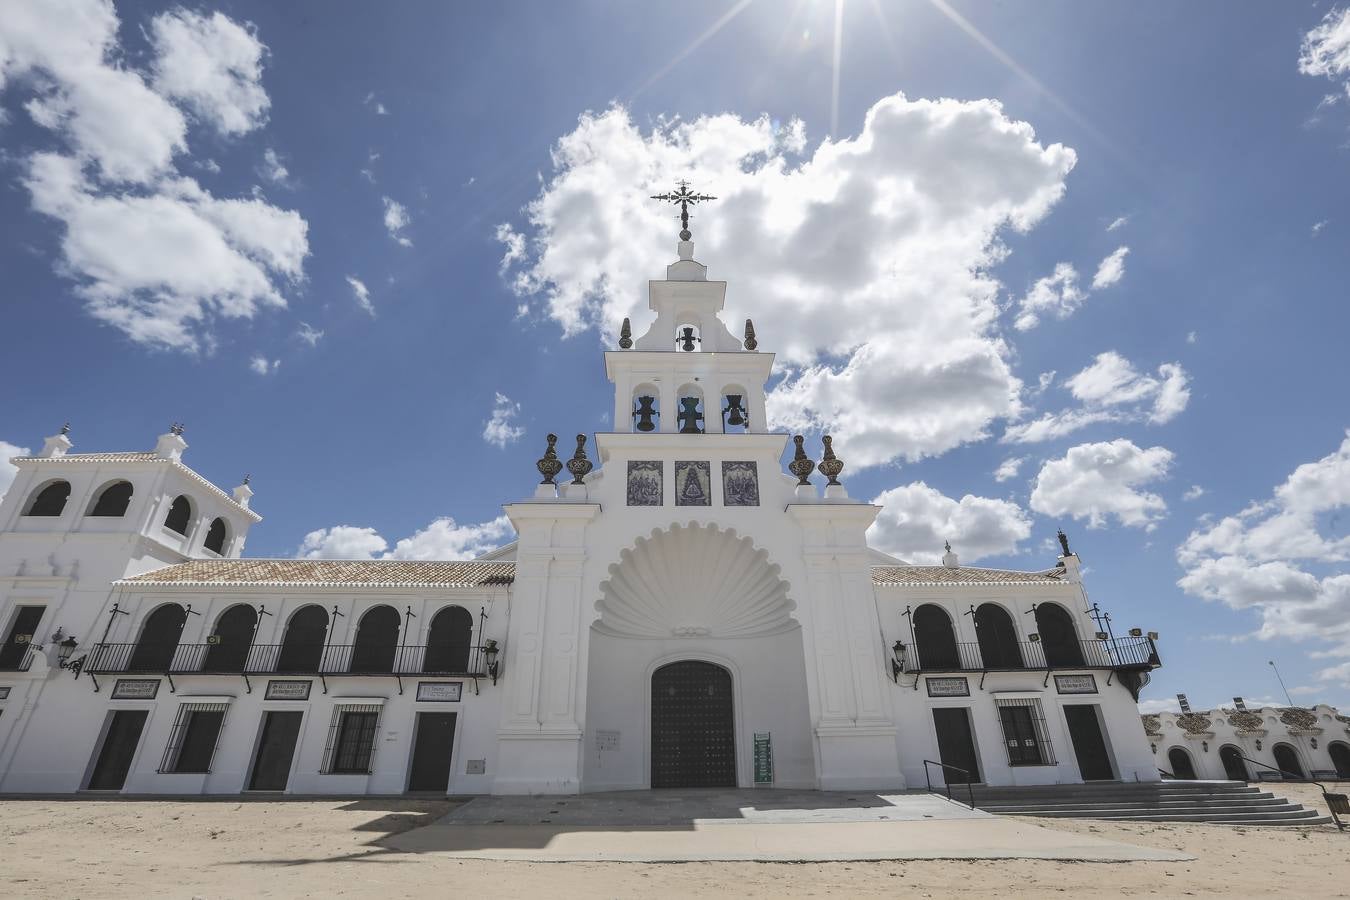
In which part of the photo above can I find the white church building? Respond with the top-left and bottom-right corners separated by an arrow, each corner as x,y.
0,213 -> 1164,796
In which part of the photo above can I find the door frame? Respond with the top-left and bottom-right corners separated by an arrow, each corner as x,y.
243,705 -> 311,793
404,709 -> 461,793
643,651 -> 745,789
82,705 -> 155,791
1058,702 -> 1118,781
927,703 -> 984,784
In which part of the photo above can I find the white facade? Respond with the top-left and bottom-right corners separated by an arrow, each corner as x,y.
0,236 -> 1163,796
1145,704 -> 1350,782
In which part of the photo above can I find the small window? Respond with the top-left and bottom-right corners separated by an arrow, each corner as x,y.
0,606 -> 45,671
996,699 -> 1055,766
325,708 -> 380,774
164,496 -> 192,535
24,481 -> 71,517
89,481 -> 134,517
159,703 -> 228,774
203,518 -> 228,555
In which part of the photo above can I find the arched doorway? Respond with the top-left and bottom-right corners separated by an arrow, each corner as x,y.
350,605 -> 400,672
203,604 -> 257,672
1168,746 -> 1198,779
128,604 -> 188,671
424,605 -> 473,673
1329,742 -> 1350,778
1272,743 -> 1305,779
651,660 -> 735,788
276,605 -> 329,672
1034,603 -> 1084,667
974,604 -> 1023,669
1219,745 -> 1248,782
913,604 -> 960,669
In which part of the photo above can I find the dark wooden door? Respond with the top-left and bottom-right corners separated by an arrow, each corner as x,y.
87,710 -> 148,790
651,660 -> 736,788
249,711 -> 303,790
932,707 -> 980,783
407,712 -> 457,792
1064,705 -> 1114,780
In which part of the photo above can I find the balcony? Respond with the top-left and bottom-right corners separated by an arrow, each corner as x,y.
902,636 -> 1160,674
0,643 -> 36,672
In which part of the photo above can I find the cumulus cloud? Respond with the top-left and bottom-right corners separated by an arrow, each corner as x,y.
383,196 -> 412,246
499,95 -> 1077,470
1183,484 -> 1205,501
1012,262 -> 1084,331
1003,351 -> 1189,443
346,275 -> 374,315
1091,245 -> 1130,290
249,355 -> 279,375
1029,438 -> 1174,529
1,0 -> 307,351
0,440 -> 33,500
259,148 -> 291,186
993,456 -> 1025,483
1300,8 -> 1350,88
296,322 -> 323,346
868,481 -> 1032,564
298,516 -> 513,561
482,393 -> 525,448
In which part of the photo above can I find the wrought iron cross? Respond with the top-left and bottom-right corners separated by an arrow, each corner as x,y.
650,180 -> 716,241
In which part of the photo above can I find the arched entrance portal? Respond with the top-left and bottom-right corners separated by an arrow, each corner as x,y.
1330,741 -> 1350,778
1168,746 -> 1198,779
651,660 -> 735,788
1219,744 -> 1249,782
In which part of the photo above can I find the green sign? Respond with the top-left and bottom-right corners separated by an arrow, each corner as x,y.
753,732 -> 773,784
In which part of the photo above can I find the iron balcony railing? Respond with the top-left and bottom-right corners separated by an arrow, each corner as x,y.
902,636 -> 1160,674
84,641 -> 488,677
0,643 -> 36,672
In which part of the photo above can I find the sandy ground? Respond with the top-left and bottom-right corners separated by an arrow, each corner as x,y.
1,783 -> 1347,898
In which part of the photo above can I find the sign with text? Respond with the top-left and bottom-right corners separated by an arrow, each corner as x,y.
111,678 -> 159,699
265,680 -> 311,700
1054,674 -> 1098,694
416,681 -> 463,702
753,732 -> 773,784
926,677 -> 970,697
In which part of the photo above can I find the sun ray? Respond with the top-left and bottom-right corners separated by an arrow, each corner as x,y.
831,0 -> 845,136
627,0 -> 758,102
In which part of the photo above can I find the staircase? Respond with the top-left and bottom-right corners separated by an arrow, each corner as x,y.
966,780 -> 1333,826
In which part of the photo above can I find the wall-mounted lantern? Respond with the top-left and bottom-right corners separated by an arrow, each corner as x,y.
44,627 -> 80,669
1311,737 -> 1319,750
890,641 -> 906,683
482,639 -> 501,685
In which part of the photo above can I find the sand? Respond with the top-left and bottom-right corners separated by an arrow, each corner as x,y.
1,783 -> 1347,898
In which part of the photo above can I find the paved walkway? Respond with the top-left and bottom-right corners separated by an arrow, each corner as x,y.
384,790 -> 1191,863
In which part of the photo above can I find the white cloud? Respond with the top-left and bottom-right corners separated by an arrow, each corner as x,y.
1003,352 -> 1190,443
993,456 -> 1025,483
197,158 -> 221,174
249,355 -> 279,375
1106,215 -> 1128,232
1186,330 -> 1197,344
383,196 -> 412,246
1012,262 -> 1084,331
868,481 -> 1032,564
1091,245 -> 1129,290
149,9 -> 269,136
1136,697 -> 1179,714
1312,219 -> 1329,236
1030,438 -> 1174,529
482,393 -> 525,448
1300,8 -> 1350,85
499,95 -> 1077,470
346,275 -> 374,316
363,92 -> 389,116
259,148 -> 291,186
298,516 -> 513,561
0,440 -> 33,500
1183,484 -> 1206,501
296,322 -> 323,346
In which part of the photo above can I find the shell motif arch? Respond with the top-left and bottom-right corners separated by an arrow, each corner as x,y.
596,523 -> 796,639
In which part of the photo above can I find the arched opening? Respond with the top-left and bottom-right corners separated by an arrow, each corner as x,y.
974,603 -> 1023,669
913,604 -> 961,669
128,604 -> 188,671
720,383 -> 749,433
24,480 -> 71,517
203,604 -> 257,672
1273,743 -> 1305,779
164,495 -> 192,535
1329,741 -> 1350,778
675,322 -> 702,352
1219,744 -> 1249,782
651,660 -> 735,788
631,383 -> 660,433
88,480 -> 133,517
276,605 -> 328,672
675,383 -> 705,434
1167,746 -> 1198,780
350,605 -> 400,673
424,605 -> 474,673
1034,602 -> 1084,667
203,517 -> 228,555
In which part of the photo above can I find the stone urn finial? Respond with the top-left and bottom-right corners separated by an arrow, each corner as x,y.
788,434 -> 815,486
619,317 -> 633,350
743,318 -> 757,351
566,433 -> 593,485
818,434 -> 843,486
536,433 -> 563,485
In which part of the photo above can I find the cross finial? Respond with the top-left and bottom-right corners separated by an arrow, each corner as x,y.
242,473 -> 251,485
60,422 -> 70,435
169,422 -> 185,436
650,180 -> 716,241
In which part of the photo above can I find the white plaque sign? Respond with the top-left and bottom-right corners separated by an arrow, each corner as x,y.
416,681 -> 463,702
265,680 -> 312,700
595,729 -> 620,751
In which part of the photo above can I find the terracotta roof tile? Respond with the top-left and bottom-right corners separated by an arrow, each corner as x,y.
119,558 -> 515,588
871,565 -> 1067,586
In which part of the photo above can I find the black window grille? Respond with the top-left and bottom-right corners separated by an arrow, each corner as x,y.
159,703 -> 229,773
322,705 -> 382,774
995,698 -> 1055,766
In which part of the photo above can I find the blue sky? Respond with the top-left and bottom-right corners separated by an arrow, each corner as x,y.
3,0 -> 1350,713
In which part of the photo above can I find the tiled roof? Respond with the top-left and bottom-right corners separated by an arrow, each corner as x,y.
119,558 -> 515,588
13,453 -> 260,520
871,565 -> 1067,586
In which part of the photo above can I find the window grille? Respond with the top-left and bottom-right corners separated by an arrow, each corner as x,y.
158,702 -> 229,773
994,698 -> 1056,766
321,704 -> 382,774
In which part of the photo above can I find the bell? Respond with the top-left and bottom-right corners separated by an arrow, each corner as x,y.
677,396 -> 704,434
633,395 -> 658,432
677,325 -> 700,352
723,394 -> 746,427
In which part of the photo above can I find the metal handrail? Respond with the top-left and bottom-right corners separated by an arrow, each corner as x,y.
904,636 -> 1159,674
923,759 -> 977,809
1157,767 -> 1175,779
1231,751 -> 1345,831
84,641 -> 487,677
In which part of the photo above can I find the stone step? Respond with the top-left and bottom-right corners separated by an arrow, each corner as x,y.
979,798 -> 1288,813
